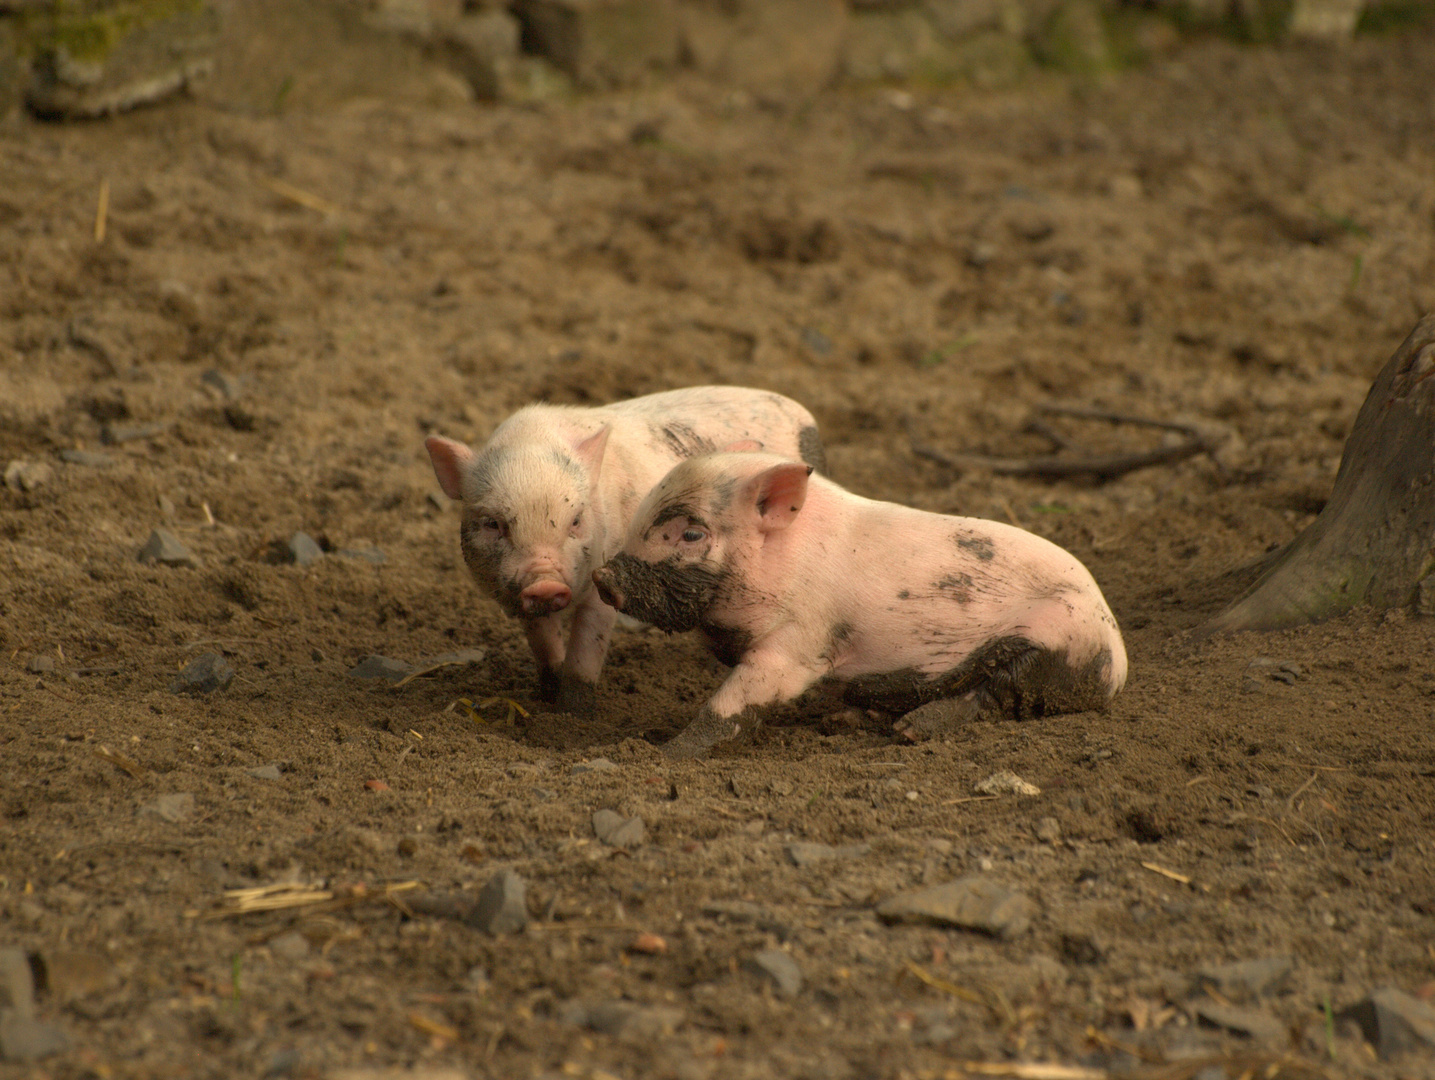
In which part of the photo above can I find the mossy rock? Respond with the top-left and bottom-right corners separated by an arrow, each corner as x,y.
18,0 -> 220,119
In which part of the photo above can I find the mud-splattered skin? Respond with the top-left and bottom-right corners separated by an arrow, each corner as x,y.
594,451 -> 1127,757
426,388 -> 824,714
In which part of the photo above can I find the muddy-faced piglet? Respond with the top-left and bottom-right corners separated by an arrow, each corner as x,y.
426,389 -> 825,715
591,451 -> 1127,757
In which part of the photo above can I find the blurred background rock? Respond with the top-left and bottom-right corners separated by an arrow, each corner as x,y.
1,0 -> 1430,122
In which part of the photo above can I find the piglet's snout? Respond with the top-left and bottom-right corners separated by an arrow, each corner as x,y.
519,579 -> 571,616
591,567 -> 625,612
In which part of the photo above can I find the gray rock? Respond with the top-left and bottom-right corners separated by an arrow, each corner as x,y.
1193,955 -> 1293,1002
3,460 -> 55,493
101,422 -> 170,445
469,870 -> 527,935
170,652 -> 234,694
571,757 -> 618,774
200,369 -> 241,399
562,1000 -> 683,1041
138,527 -> 198,568
347,655 -> 412,683
784,841 -> 870,867
0,949 -> 34,1014
138,793 -> 195,824
247,764 -> 283,781
0,1009 -> 69,1063
338,547 -> 387,564
58,449 -> 112,467
268,932 -> 310,963
593,809 -> 646,848
876,875 -> 1034,938
1337,987 -> 1435,1060
286,532 -> 323,566
1034,816 -> 1062,843
25,656 -> 56,675
746,949 -> 803,998
1192,1001 -> 1287,1045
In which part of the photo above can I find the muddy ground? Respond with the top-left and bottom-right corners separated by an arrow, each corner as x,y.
3,18 -> 1435,1080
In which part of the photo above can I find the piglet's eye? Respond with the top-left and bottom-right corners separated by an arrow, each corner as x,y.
479,517 -> 504,535
680,528 -> 706,543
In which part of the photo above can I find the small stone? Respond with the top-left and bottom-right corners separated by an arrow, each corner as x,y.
347,655 -> 412,683
364,779 -> 390,791
58,449 -> 112,467
464,966 -> 490,992
1192,1001 -> 1287,1045
286,532 -> 323,567
746,949 -> 803,998
1193,956 -> 1294,1002
338,547 -> 387,564
247,764 -> 283,781
138,527 -> 199,568
784,841 -> 870,867
311,648 -> 325,663
0,1011 -> 70,1063
628,932 -> 667,954
268,932 -> 310,963
1035,816 -> 1062,843
469,869 -> 527,935
0,949 -> 35,1013
974,770 -> 1041,797
562,1000 -> 684,1042
200,369 -> 241,399
170,652 -> 235,694
25,656 -> 56,675
101,421 -> 170,445
138,793 -> 195,824
593,809 -> 646,848
1337,987 -> 1435,1060
876,876 -> 1034,938
1059,933 -> 1103,965
571,757 -> 618,774
3,460 -> 56,493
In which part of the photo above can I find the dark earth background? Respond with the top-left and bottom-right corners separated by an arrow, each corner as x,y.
2,4 -> 1435,1078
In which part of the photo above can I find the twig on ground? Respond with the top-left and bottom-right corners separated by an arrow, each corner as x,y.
909,406 -> 1218,483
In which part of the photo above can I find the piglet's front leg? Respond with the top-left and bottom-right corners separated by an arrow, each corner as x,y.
663,653 -> 821,759
525,617 -> 566,703
554,596 -> 616,716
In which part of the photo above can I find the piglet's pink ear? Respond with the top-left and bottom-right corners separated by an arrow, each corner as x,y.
722,439 -> 763,453
747,462 -> 813,532
425,435 -> 475,501
573,425 -> 612,481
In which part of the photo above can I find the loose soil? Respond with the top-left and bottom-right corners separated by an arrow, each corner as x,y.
2,21 -> 1434,1080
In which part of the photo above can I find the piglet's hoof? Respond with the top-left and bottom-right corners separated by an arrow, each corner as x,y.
893,696 -> 983,741
661,708 -> 752,759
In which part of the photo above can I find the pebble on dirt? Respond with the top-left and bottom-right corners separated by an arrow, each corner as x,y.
469,870 -> 527,935
876,876 -> 1034,938
3,460 -> 55,493
560,1000 -> 684,1042
138,528 -> 199,568
1336,986 -> 1435,1060
784,841 -> 870,867
25,656 -> 56,675
1191,1000 -> 1287,1045
137,793 -> 195,823
170,652 -> 235,694
58,449 -> 112,468
571,757 -> 618,774
287,531 -> 324,566
592,809 -> 646,848
338,546 -> 387,564
247,764 -> 283,781
746,949 -> 804,998
1192,955 -> 1293,1001
974,770 -> 1041,796
347,655 -> 412,683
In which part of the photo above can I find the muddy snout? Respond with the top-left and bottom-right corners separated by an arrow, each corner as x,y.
590,565 -> 626,612
519,578 -> 571,616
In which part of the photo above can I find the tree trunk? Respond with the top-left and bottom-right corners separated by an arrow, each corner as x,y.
1203,314 -> 1435,636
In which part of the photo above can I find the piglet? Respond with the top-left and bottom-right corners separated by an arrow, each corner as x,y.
591,451 -> 1127,757
426,389 -> 824,714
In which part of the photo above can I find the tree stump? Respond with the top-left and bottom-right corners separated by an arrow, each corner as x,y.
1203,314 -> 1435,635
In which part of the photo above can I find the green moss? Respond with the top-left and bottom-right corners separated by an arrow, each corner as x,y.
1356,0 -> 1435,32
17,0 -> 206,64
